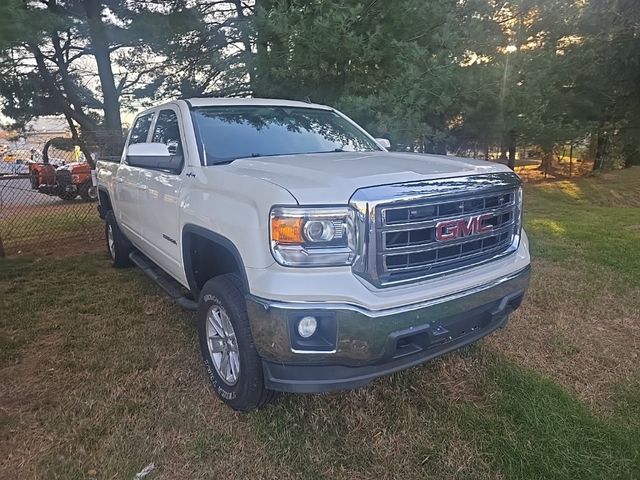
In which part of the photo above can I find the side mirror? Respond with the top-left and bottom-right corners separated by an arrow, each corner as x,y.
127,142 -> 182,172
375,138 -> 391,150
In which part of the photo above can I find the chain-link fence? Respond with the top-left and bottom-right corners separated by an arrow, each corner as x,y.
0,143 -> 102,257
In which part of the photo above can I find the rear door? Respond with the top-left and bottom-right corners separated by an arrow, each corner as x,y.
137,108 -> 186,281
116,112 -> 154,240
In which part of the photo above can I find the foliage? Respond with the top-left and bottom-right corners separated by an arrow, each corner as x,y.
0,0 -> 638,169
0,0 -> 237,157
250,0 -> 639,166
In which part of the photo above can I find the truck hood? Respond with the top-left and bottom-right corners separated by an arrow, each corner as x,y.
227,151 -> 510,204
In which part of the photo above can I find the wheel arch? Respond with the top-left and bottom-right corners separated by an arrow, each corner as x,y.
182,224 -> 250,298
97,186 -> 112,219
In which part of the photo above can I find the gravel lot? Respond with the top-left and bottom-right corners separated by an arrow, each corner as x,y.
0,176 -> 65,210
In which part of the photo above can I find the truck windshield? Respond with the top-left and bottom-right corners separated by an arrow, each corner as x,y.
191,106 -> 381,165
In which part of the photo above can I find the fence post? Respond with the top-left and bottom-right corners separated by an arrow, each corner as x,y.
0,233 -> 5,258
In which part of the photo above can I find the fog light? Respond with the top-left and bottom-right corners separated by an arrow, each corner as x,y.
297,316 -> 318,338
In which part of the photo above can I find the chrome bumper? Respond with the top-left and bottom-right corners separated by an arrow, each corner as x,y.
246,265 -> 530,392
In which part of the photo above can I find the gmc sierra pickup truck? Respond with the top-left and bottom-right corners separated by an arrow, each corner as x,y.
96,98 -> 530,411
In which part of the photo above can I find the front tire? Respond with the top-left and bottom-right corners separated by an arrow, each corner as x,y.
105,210 -> 133,268
197,274 -> 275,411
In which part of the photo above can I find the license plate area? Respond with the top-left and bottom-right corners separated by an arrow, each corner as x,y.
389,300 -> 501,360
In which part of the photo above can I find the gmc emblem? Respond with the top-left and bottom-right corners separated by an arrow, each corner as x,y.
435,213 -> 494,241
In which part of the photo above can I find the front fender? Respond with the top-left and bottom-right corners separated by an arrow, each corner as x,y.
179,168 -> 298,270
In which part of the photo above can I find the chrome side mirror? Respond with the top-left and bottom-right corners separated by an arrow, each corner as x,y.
127,142 -> 182,172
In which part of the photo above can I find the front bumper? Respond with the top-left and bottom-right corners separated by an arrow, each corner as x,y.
246,265 -> 530,393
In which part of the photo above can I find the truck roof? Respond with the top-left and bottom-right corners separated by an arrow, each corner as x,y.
167,97 -> 333,111
186,97 -> 331,110
134,97 -> 333,119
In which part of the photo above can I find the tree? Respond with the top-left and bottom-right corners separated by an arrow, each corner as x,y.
0,0 -> 203,160
251,0 -> 504,153
576,0 -> 640,169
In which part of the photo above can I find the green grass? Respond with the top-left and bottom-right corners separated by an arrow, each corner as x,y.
523,171 -> 640,285
1,168 -> 639,479
0,202 -> 101,254
613,375 -> 640,429
463,361 -> 640,479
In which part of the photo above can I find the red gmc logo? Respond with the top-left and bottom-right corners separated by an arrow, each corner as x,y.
435,213 -> 494,241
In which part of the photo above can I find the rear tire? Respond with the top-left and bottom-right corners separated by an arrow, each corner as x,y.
197,273 -> 275,411
105,210 -> 133,268
79,183 -> 98,201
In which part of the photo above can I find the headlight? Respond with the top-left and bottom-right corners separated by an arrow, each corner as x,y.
270,206 -> 357,266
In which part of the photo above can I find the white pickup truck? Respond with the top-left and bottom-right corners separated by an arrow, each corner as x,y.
96,98 -> 530,411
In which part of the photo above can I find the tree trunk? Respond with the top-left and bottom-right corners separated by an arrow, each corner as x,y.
232,0 -> 255,87
540,150 -> 553,176
593,128 -> 609,171
507,129 -> 516,170
64,113 -> 95,168
499,143 -> 507,162
83,0 -> 122,151
31,46 -> 99,134
484,143 -> 490,161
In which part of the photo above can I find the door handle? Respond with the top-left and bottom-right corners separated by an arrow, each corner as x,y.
116,177 -> 124,183
136,184 -> 148,191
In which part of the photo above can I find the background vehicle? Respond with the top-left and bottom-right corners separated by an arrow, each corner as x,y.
3,152 -> 17,163
29,159 -> 96,201
96,98 -> 531,411
0,159 -> 30,176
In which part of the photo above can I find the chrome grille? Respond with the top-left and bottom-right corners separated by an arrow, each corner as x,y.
350,172 -> 522,287
381,190 -> 516,273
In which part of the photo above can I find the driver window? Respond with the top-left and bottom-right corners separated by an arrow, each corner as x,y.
152,110 -> 183,156
129,113 -> 153,144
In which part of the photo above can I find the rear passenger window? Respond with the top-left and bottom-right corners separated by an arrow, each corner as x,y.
152,110 -> 183,155
129,114 -> 153,144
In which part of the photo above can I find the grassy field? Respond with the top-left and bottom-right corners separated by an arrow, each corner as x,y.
0,201 -> 102,256
1,169 -> 639,479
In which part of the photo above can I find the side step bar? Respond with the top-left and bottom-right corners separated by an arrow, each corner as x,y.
129,251 -> 198,311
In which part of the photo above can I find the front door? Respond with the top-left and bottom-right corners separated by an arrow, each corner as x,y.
116,112 -> 154,241
138,108 -> 186,282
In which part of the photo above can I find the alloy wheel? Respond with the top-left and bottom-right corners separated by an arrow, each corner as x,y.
107,224 -> 116,259
206,304 -> 240,386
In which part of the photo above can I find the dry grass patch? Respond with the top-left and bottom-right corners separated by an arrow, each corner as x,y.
249,350 -> 500,480
489,258 -> 640,412
512,167 -> 640,411
0,332 -> 68,479
0,254 -> 294,480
